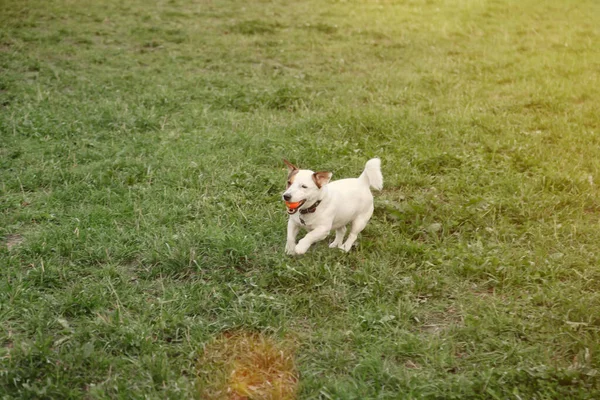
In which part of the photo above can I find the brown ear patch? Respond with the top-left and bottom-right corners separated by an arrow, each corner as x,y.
283,159 -> 299,188
283,159 -> 299,173
312,171 -> 332,188
286,169 -> 298,188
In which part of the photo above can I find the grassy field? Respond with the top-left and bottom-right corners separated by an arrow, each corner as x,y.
1,0 -> 600,398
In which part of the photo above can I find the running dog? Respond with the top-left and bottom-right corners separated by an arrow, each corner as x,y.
282,158 -> 383,255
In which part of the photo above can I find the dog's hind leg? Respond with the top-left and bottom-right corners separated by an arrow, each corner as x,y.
340,208 -> 373,252
329,226 -> 347,248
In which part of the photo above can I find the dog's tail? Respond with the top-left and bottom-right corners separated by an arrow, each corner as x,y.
359,158 -> 383,190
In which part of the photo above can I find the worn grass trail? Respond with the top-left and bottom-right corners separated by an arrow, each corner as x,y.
1,0 -> 600,398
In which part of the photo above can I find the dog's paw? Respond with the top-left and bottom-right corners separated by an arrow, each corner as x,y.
294,243 -> 309,255
340,243 -> 353,252
329,241 -> 340,248
285,243 -> 296,255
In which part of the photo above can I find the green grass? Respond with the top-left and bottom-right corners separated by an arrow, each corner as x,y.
1,0 -> 600,398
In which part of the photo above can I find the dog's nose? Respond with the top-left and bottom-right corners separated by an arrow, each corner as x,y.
283,193 -> 291,201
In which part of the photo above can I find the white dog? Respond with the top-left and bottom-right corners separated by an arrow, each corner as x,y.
282,158 -> 383,255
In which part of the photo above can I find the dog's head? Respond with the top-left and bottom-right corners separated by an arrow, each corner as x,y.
282,159 -> 332,215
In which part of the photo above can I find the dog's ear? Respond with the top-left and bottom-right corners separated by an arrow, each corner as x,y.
312,171 -> 332,188
283,159 -> 299,173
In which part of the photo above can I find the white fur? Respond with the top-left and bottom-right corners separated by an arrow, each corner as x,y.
282,158 -> 383,255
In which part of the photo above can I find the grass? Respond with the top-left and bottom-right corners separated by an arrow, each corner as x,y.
198,331 -> 298,399
1,0 -> 599,398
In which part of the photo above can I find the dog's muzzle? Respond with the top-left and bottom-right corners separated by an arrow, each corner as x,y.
285,199 -> 306,214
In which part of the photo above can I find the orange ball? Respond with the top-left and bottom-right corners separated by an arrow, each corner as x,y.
285,201 -> 302,209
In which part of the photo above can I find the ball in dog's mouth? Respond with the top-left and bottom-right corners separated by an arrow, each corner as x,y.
285,199 -> 306,214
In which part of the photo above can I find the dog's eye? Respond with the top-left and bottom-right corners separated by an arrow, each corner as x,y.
287,181 -> 292,187
301,185 -> 308,189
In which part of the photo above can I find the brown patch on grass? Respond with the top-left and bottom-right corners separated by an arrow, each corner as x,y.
197,331 -> 298,400
404,360 -> 422,369
472,285 -> 496,297
4,234 -> 24,251
419,307 -> 464,335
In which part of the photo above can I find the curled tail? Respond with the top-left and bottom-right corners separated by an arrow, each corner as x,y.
359,158 -> 383,190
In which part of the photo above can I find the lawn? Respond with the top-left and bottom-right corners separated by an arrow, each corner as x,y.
1,0 -> 599,398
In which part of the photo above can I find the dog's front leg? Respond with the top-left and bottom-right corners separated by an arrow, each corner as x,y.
295,226 -> 330,255
286,219 -> 300,255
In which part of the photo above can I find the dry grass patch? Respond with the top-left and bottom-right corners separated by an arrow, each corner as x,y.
419,306 -> 464,335
4,234 -> 24,251
197,331 -> 298,400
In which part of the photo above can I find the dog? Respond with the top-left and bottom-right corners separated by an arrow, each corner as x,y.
282,158 -> 383,255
